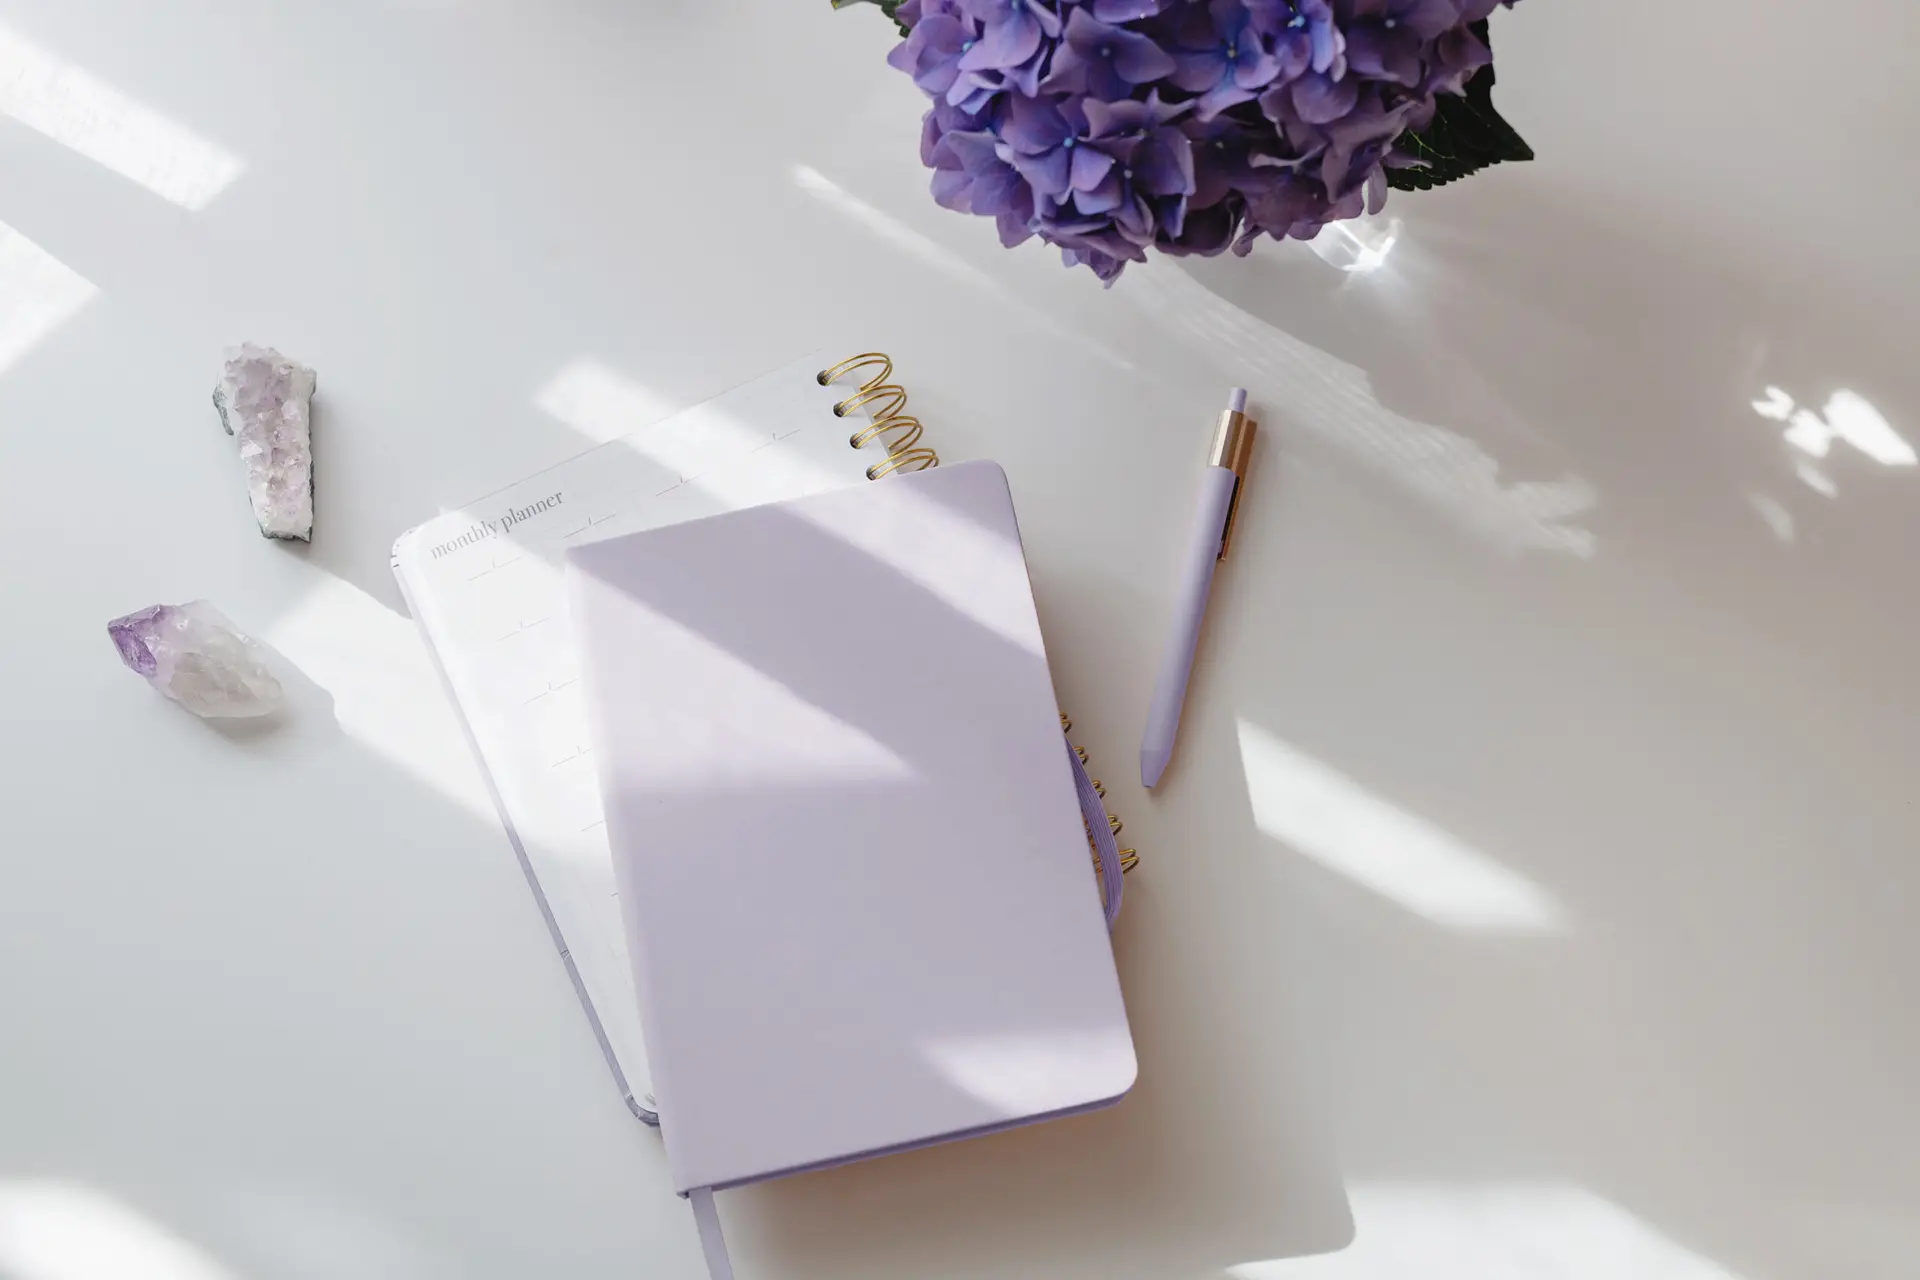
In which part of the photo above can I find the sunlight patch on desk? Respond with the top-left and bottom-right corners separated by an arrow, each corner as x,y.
0,24 -> 243,209
793,163 -> 1006,294
1794,459 -> 1838,499
1127,263 -> 1597,558
1229,1182 -> 1744,1280
1236,720 -> 1567,936
0,222 -> 96,374
264,576 -> 496,824
1753,385 -> 1916,471
1811,391 -> 1912,466
1746,492 -> 1795,544
0,1179 -> 236,1280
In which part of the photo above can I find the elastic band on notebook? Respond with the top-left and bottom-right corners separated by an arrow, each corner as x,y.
690,1187 -> 734,1280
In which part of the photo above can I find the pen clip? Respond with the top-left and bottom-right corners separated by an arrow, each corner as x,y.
1210,409 -> 1257,560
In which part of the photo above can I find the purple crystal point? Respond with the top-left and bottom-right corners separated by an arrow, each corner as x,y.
107,601 -> 283,719
108,605 -> 166,676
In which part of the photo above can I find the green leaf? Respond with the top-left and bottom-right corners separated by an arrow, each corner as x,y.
1386,21 -> 1534,194
831,0 -> 909,38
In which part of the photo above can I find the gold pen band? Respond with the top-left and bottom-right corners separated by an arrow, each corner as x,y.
1210,409 -> 1257,475
1210,409 -> 1257,559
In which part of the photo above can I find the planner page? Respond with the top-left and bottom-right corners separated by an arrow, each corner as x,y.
393,356 -> 896,1116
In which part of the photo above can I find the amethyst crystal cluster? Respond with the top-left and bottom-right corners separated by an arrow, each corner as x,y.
215,344 -> 317,542
888,0 -> 1522,281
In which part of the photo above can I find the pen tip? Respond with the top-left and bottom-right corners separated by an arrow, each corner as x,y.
1227,387 -> 1248,415
1141,747 -> 1170,789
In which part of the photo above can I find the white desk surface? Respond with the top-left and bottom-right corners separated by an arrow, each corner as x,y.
2,2 -> 1916,1278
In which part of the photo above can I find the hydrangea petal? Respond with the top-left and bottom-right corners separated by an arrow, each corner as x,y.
1092,0 -> 1171,19
1288,72 -> 1360,124
1110,28 -> 1177,83
958,11 -> 1041,70
1071,144 -> 1117,191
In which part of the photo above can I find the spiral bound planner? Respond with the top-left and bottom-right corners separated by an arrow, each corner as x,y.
392,352 -> 1134,1126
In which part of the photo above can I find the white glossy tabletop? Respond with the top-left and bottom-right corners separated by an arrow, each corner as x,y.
3,2 -> 1917,1278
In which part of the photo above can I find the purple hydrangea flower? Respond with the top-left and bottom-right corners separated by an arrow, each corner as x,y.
1261,67 -> 1356,130
1236,167 -> 1360,248
1043,7 -> 1176,101
888,0 -> 1526,282
1313,86 -> 1419,203
1002,93 -> 1103,199
1249,0 -> 1343,82
1167,0 -> 1283,120
1342,0 -> 1460,86
924,103 -> 1038,246
887,10 -> 974,100
1075,93 -> 1197,238
1181,110 -> 1286,209
956,0 -> 1062,75
1425,20 -> 1492,94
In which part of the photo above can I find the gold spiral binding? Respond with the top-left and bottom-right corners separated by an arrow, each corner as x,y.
866,448 -> 940,480
817,351 -> 893,392
1061,715 -> 1139,879
821,350 -> 939,477
850,415 -> 924,455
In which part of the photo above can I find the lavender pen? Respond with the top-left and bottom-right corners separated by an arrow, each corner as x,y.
1141,389 -> 1258,788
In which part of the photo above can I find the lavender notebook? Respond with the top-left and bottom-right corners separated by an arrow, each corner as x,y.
566,461 -> 1137,1198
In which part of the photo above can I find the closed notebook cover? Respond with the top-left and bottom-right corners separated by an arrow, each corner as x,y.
566,460 -> 1136,1194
